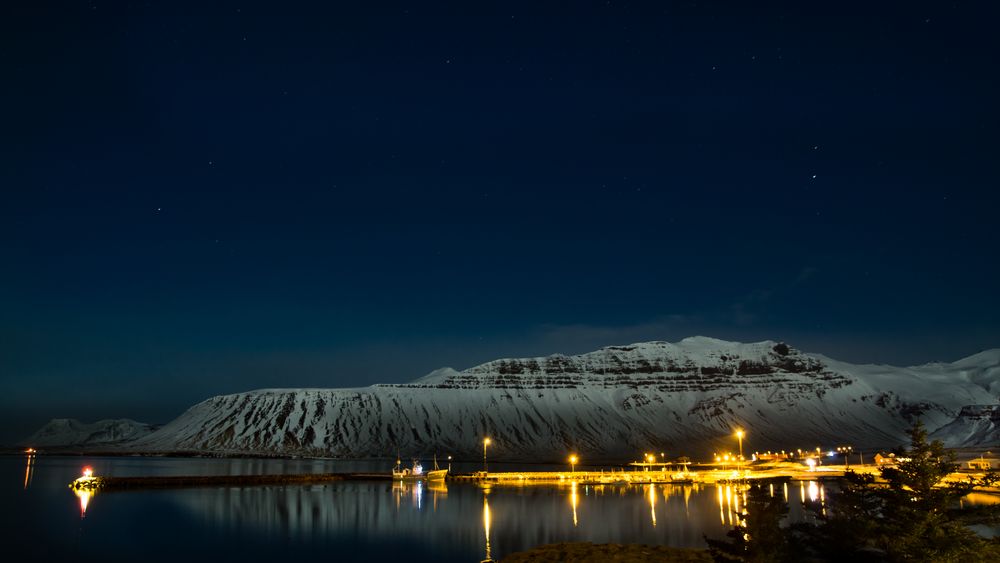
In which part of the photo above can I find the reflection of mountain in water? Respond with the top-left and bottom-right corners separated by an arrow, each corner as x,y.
164,481 -> 814,554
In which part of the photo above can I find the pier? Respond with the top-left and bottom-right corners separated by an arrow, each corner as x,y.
68,464 -> 997,493
70,472 -> 392,491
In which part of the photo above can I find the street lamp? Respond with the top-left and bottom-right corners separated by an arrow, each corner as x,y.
735,429 -> 745,477
483,437 -> 491,473
569,454 -> 578,474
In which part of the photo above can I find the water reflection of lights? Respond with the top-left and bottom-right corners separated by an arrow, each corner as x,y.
714,484 -> 750,528
726,485 -> 734,526
805,481 -> 826,516
482,491 -> 493,563
23,450 -> 36,489
963,493 -> 1000,506
570,481 -> 579,527
427,481 -> 447,511
647,484 -> 656,527
74,488 -> 93,518
717,485 -> 725,524
391,480 -> 430,510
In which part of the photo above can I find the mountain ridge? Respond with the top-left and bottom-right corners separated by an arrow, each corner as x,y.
23,338 -> 1000,458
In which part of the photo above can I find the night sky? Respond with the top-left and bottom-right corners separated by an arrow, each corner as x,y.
2,1 -> 998,442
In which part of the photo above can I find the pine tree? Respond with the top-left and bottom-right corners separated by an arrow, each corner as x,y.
804,421 -> 1000,562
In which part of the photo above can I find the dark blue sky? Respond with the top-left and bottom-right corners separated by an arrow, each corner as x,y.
2,1 -> 998,441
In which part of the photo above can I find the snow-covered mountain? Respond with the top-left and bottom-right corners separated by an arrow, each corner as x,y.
118,337 -> 999,459
929,405 -> 1000,446
22,418 -> 155,448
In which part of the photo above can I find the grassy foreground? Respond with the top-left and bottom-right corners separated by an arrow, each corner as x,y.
500,542 -> 712,562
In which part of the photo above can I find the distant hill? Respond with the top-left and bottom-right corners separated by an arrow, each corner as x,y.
22,418 -> 156,448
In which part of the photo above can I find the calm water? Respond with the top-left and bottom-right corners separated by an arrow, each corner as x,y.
5,454 -> 836,562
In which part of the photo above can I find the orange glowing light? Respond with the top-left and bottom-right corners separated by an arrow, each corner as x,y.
482,494 -> 492,562
570,481 -> 579,526
75,488 -> 93,517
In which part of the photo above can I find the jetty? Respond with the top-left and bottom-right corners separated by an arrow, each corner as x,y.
69,472 -> 391,491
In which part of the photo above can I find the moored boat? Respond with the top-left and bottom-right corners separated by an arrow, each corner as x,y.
392,456 -> 448,481
393,459 -> 425,480
426,455 -> 447,481
669,470 -> 696,484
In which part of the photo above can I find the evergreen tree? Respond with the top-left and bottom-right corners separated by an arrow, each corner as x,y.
805,421 -> 1000,562
707,422 -> 1000,562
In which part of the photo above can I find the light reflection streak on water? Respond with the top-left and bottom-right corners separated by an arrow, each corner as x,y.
428,481 -> 446,511
818,481 -> 826,516
570,481 -> 579,527
964,493 -> 1000,506
783,482 -> 788,502
718,485 -> 725,524
740,487 -> 748,527
647,484 -> 656,527
808,481 -> 819,503
482,490 -> 492,562
74,488 -> 93,518
24,453 -> 35,489
736,487 -> 743,519
725,485 -> 734,526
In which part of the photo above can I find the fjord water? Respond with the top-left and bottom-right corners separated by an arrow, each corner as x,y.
5,455 -> 828,562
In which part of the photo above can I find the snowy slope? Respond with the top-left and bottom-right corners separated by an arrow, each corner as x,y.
930,405 -> 1000,446
23,418 -> 155,448
127,338 -> 1000,458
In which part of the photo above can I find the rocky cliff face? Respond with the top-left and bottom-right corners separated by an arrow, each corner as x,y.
115,337 -> 998,458
929,404 -> 1000,446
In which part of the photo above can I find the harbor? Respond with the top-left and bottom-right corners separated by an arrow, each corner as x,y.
67,462 -> 996,493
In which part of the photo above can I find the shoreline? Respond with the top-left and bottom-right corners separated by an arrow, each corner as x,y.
65,465 -> 1000,496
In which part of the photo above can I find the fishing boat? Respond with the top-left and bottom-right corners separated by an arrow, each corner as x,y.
393,459 -> 425,480
426,455 -> 448,481
392,456 -> 448,481
669,471 -> 695,485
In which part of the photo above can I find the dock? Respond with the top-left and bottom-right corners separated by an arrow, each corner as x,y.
70,463 -> 956,492
70,472 -> 392,491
